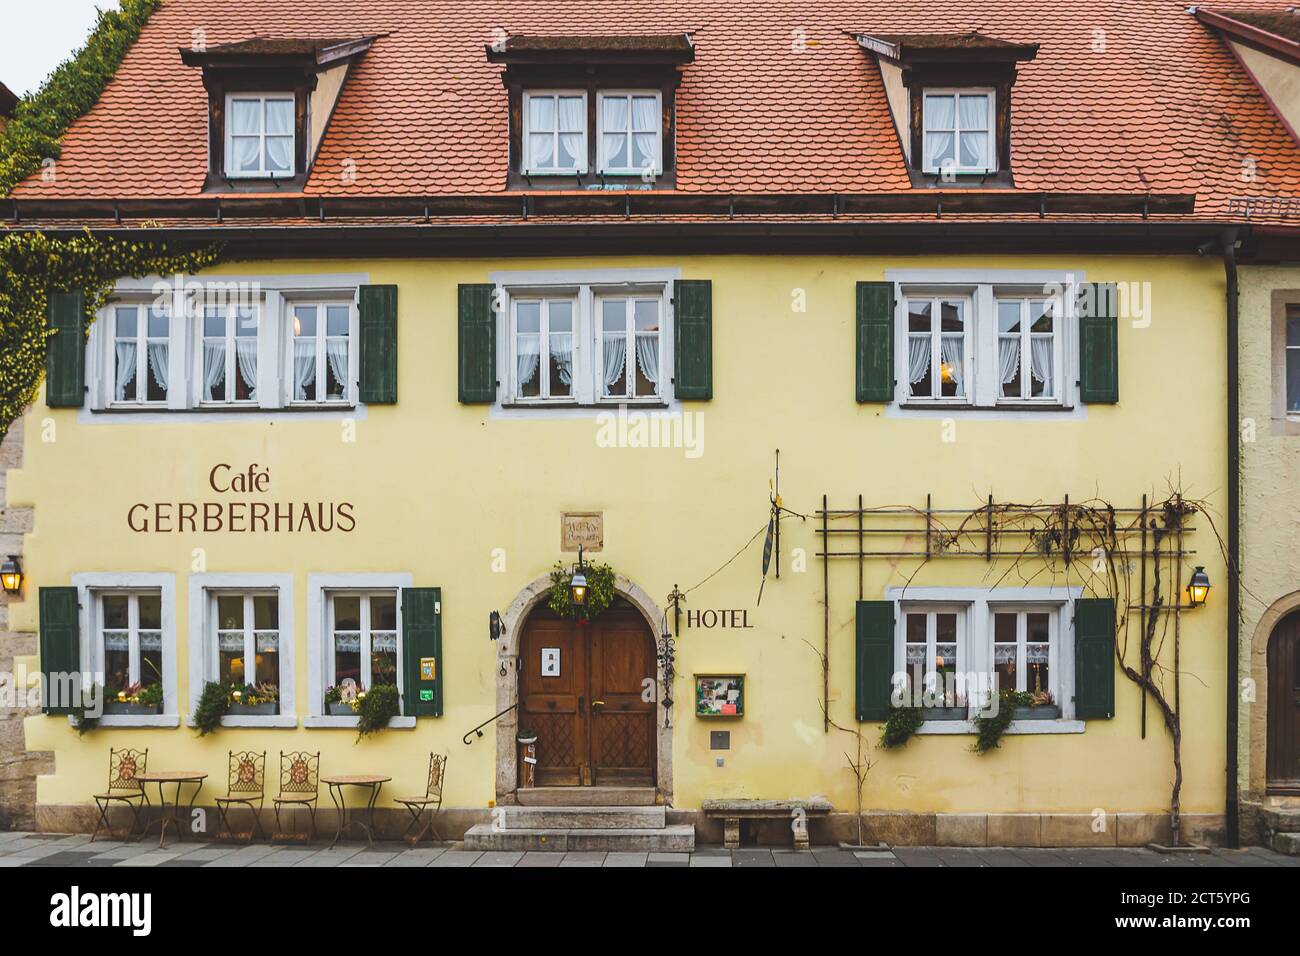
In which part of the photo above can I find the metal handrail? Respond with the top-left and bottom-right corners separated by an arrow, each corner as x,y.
462,703 -> 517,746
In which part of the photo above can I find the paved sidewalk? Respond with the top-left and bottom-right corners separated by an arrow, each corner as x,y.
1,831 -> 1295,867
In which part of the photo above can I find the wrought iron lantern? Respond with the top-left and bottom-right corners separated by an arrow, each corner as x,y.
0,555 -> 22,595
1186,566 -> 1211,607
569,546 -> 589,607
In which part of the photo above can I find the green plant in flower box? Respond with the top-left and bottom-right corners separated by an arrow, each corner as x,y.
194,681 -> 231,736
355,684 -> 401,740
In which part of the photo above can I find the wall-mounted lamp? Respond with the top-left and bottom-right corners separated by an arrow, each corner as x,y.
489,610 -> 502,641
569,545 -> 589,607
0,555 -> 22,595
1186,566 -> 1211,607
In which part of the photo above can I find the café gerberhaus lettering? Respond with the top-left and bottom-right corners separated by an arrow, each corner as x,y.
126,463 -> 356,533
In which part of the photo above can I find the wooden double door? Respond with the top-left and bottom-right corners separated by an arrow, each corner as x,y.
1268,611 -> 1300,791
519,603 -> 656,787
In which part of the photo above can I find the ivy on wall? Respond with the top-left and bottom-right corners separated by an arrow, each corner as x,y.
0,0 -> 162,196
0,232 -> 221,432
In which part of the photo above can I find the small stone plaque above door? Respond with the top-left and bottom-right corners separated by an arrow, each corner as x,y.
561,512 -> 604,552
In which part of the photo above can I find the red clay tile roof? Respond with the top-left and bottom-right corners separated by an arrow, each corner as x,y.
10,0 -> 1300,223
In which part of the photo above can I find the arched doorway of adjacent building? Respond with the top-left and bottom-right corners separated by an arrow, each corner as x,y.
516,599 -> 657,787
1267,610 -> 1300,792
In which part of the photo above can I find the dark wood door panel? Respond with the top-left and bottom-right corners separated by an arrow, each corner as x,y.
519,616 -> 586,787
1268,612 -> 1300,790
591,611 -> 656,786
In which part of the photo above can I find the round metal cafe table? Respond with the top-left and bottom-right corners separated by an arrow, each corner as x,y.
322,774 -> 391,848
135,771 -> 207,849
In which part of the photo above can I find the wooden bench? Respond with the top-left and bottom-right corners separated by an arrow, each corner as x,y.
702,798 -> 833,850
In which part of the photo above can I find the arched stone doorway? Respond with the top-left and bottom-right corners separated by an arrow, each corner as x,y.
1266,611 -> 1300,791
494,573 -> 672,804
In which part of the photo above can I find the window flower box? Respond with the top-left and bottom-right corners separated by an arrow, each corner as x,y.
1011,704 -> 1061,721
228,702 -> 278,717
920,706 -> 968,721
104,702 -> 162,716
327,702 -> 356,717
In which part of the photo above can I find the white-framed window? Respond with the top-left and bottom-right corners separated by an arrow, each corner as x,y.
598,91 -> 661,175
922,89 -> 995,174
199,303 -> 259,404
991,606 -> 1058,699
225,93 -> 295,178
97,590 -> 165,702
1286,308 -> 1300,414
996,297 -> 1061,402
906,295 -> 971,401
513,296 -> 576,401
495,270 -> 675,409
111,303 -> 171,405
213,591 -> 281,692
288,301 -> 354,405
523,91 -> 587,174
325,591 -> 401,694
899,604 -> 968,710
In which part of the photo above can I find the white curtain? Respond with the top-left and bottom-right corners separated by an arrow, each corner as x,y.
550,335 -> 573,387
147,343 -> 169,393
958,95 -> 990,169
293,339 -> 316,401
265,100 -> 293,172
528,96 -> 556,169
602,96 -> 629,168
114,342 -> 137,401
635,336 -> 659,388
528,133 -> 554,169
603,336 -> 627,393
941,338 -> 964,391
230,100 -> 260,135
235,338 -> 258,399
326,340 -> 348,394
632,97 -> 658,170
202,341 -> 225,401
232,138 -> 260,172
558,97 -> 584,169
998,337 -> 1021,395
266,137 -> 293,173
1030,338 -> 1053,391
924,95 -> 955,168
516,335 -> 540,389
908,335 -> 930,385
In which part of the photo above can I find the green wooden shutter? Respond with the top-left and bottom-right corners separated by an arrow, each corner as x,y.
358,284 -> 398,404
458,284 -> 496,403
1078,282 -> 1119,403
1074,597 -> 1116,719
39,587 -> 80,715
402,587 -> 442,717
855,600 -> 895,721
856,282 -> 894,402
673,279 -> 713,400
46,291 -> 85,408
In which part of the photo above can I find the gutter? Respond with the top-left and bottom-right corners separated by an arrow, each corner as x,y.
1218,228 -> 1242,848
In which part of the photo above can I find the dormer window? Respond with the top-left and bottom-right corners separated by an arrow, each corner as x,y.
598,92 -> 662,175
487,34 -> 692,189
523,91 -> 587,174
856,31 -> 1037,187
225,94 -> 296,178
922,90 -> 995,175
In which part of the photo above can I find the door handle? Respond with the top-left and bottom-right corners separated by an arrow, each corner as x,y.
591,699 -> 606,713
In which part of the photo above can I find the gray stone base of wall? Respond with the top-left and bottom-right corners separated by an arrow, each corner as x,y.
0,422 -> 46,832
35,803 -> 1225,848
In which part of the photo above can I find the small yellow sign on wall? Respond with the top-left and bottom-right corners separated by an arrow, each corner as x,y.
420,657 -> 436,681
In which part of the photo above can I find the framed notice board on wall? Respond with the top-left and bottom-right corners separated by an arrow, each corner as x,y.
695,674 -> 744,718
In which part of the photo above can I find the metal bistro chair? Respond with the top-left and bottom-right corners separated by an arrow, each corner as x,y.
214,750 -> 267,843
396,753 -> 448,845
273,751 -> 320,842
91,748 -> 149,843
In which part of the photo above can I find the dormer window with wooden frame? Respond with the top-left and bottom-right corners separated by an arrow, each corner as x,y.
857,31 -> 1038,187
181,36 -> 376,192
487,34 -> 692,189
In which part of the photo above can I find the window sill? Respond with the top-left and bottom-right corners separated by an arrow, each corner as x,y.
915,719 -> 1085,735
181,715 -> 299,729
900,403 -> 1074,412
302,715 -> 416,729
90,405 -> 358,415
501,400 -> 668,410
67,714 -> 181,729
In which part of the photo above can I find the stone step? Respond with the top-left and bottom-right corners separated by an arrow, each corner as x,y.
499,805 -> 665,830
463,823 -> 694,853
1271,832 -> 1300,856
515,786 -> 657,807
1261,807 -> 1300,833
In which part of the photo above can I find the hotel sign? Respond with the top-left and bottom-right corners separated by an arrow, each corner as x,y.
561,512 -> 603,552
126,462 -> 356,533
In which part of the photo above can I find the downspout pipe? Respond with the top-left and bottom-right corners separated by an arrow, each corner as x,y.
1220,228 -> 1241,849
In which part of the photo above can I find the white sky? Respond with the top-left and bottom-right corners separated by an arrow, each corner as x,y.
1,0 -> 121,96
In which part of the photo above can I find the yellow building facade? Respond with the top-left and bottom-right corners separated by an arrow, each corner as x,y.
8,251 -> 1231,846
